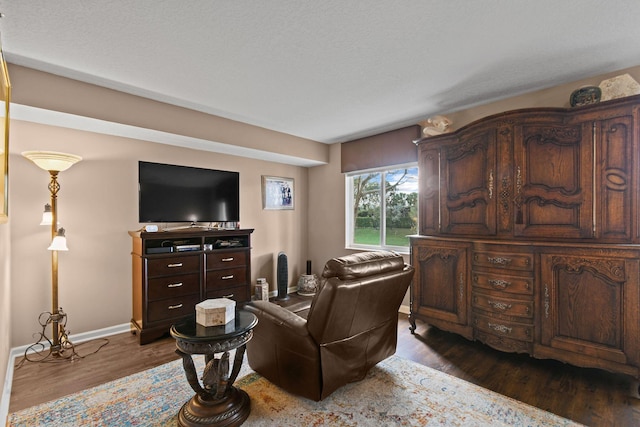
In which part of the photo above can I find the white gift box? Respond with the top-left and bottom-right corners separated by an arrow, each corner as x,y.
196,298 -> 236,327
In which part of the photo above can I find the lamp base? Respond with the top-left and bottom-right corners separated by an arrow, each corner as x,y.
23,308 -> 77,362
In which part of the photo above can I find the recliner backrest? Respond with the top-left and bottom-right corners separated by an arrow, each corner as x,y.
306,251 -> 412,345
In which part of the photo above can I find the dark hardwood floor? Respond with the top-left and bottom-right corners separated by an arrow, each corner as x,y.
8,314 -> 640,426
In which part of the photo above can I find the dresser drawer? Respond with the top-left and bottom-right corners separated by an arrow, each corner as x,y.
206,267 -> 247,288
473,313 -> 533,342
147,294 -> 200,323
475,330 -> 532,354
206,250 -> 247,270
147,255 -> 201,277
205,284 -> 250,302
147,273 -> 200,301
473,251 -> 533,271
472,271 -> 533,295
473,292 -> 533,319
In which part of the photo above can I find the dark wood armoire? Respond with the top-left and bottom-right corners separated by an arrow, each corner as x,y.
410,94 -> 640,382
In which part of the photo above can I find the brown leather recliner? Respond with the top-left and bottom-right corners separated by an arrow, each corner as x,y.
245,251 -> 414,401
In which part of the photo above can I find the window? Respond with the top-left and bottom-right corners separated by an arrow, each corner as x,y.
346,164 -> 418,252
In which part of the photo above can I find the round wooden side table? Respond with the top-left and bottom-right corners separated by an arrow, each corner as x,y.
170,310 -> 258,427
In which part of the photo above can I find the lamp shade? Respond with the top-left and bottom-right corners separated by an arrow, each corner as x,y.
48,228 -> 68,251
40,203 -> 53,225
22,151 -> 82,172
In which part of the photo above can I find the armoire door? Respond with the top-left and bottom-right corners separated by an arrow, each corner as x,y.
410,239 -> 472,338
440,128 -> 497,236
513,119 -> 593,238
538,249 -> 640,372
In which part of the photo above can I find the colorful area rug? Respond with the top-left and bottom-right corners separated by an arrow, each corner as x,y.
7,354 -> 582,426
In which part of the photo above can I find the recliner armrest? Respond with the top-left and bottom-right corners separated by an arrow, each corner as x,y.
245,301 -> 310,337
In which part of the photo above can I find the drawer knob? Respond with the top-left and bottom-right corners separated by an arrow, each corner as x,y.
488,279 -> 511,289
167,263 -> 183,268
221,257 -> 234,262
168,303 -> 183,310
488,322 -> 512,334
487,256 -> 512,266
167,282 -> 183,288
221,275 -> 234,280
487,300 -> 512,311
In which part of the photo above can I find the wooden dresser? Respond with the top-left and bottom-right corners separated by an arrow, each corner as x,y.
130,228 -> 253,344
410,95 -> 640,382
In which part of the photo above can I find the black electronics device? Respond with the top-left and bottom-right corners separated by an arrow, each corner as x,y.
175,244 -> 201,252
276,252 -> 289,301
147,247 -> 174,254
138,161 -> 240,223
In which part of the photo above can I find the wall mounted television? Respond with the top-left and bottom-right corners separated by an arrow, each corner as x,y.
138,161 -> 240,223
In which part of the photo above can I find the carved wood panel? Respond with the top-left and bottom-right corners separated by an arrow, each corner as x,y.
598,114 -> 633,240
514,121 -> 593,238
440,129 -> 496,236
411,240 -> 469,326
540,251 -> 640,366
418,147 -> 440,235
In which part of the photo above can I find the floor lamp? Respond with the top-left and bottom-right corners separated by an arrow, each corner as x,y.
22,150 -> 82,359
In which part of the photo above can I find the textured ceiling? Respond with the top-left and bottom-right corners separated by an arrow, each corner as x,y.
1,0 -> 640,144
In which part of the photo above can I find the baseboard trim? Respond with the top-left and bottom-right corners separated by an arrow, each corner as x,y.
1,322 -> 131,423
399,304 -> 410,315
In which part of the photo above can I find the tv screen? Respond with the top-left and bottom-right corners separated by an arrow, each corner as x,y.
138,161 -> 240,223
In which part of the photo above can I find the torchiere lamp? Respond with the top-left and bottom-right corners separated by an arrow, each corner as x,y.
22,150 -> 82,358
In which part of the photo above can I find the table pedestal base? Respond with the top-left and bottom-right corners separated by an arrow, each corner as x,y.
178,386 -> 250,427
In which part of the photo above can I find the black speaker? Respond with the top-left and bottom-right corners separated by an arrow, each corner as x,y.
276,252 -> 289,300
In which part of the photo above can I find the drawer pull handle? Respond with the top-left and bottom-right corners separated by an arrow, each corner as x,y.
223,294 -> 234,299
167,263 -> 183,268
488,169 -> 494,199
168,303 -> 183,310
221,275 -> 234,280
167,282 -> 183,288
488,279 -> 511,289
221,257 -> 234,262
487,257 -> 511,266
488,322 -> 512,334
487,300 -> 512,311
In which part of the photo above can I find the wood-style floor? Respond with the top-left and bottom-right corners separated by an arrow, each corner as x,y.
8,315 -> 640,426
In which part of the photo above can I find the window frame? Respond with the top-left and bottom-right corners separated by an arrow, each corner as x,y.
345,162 -> 418,254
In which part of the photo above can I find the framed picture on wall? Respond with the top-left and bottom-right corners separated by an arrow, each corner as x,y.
262,176 -> 294,210
0,48 -> 11,224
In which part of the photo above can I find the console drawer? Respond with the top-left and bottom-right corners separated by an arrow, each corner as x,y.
147,294 -> 201,323
473,251 -> 533,271
473,313 -> 533,342
205,284 -> 250,302
475,330 -> 532,354
206,267 -> 247,288
206,250 -> 247,270
147,255 -> 201,277
147,273 -> 200,301
472,292 -> 533,319
472,271 -> 533,295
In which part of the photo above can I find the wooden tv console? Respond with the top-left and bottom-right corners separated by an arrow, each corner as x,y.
129,228 -> 254,344
410,95 -> 640,383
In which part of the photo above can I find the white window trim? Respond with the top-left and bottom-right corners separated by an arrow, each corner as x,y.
345,163 -> 417,254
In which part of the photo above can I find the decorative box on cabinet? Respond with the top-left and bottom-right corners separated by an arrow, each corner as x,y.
130,228 -> 254,344
411,94 -> 640,384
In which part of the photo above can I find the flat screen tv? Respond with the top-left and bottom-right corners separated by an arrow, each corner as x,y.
138,161 -> 240,223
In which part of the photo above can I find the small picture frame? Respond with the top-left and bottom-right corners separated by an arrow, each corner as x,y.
262,176 -> 294,210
